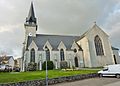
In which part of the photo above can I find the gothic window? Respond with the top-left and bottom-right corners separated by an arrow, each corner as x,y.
45,46 -> 50,61
30,48 -> 35,62
94,35 -> 104,56
60,49 -> 65,61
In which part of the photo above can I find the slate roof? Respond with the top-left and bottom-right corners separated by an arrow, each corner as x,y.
112,46 -> 119,50
27,34 -> 82,51
0,56 -> 13,63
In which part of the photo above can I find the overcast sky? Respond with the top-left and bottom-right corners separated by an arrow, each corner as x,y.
0,0 -> 120,58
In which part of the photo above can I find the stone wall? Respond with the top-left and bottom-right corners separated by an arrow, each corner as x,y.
0,73 -> 98,86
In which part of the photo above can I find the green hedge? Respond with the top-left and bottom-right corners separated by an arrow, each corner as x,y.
27,62 -> 37,71
42,61 -> 54,70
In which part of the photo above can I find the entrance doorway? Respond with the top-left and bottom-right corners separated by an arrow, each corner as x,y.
113,55 -> 117,64
74,57 -> 78,67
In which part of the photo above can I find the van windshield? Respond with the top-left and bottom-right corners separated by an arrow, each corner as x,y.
103,67 -> 108,71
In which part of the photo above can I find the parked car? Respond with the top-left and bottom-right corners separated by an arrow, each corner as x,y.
0,65 -> 12,72
0,65 -> 6,71
98,64 -> 120,78
13,67 -> 20,72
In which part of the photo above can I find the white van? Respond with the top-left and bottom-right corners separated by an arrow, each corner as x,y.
98,64 -> 120,78
0,65 -> 6,71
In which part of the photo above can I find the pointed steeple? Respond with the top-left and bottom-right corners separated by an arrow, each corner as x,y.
26,2 -> 37,25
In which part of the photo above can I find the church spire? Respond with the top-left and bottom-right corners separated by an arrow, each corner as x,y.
26,2 -> 37,25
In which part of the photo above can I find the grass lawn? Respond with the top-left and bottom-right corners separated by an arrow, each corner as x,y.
0,69 -> 99,84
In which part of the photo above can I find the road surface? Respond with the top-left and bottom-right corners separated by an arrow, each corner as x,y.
50,77 -> 120,86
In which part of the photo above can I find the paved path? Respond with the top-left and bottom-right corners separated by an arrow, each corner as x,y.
50,77 -> 120,86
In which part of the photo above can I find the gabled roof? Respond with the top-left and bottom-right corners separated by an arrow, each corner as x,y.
92,23 -> 109,37
79,23 -> 109,40
27,34 -> 82,51
0,56 -> 13,63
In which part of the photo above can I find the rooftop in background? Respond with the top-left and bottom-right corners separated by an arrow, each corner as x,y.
0,56 -> 14,64
112,46 -> 119,50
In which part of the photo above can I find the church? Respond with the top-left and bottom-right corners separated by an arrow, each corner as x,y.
21,2 -> 120,71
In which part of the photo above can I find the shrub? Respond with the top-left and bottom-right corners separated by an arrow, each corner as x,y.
13,67 -> 20,72
42,61 -> 54,70
72,65 -> 75,70
27,62 -> 37,71
60,61 -> 68,69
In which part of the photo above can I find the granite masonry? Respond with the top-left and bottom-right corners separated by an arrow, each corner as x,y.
0,73 -> 98,86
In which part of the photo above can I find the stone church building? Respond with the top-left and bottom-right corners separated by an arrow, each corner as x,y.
22,2 -> 120,71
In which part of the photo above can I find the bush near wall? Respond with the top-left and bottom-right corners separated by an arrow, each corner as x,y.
42,61 -> 54,70
60,61 -> 68,69
27,62 -> 37,71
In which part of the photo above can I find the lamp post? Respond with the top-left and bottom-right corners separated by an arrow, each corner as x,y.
22,42 -> 25,72
45,47 -> 48,86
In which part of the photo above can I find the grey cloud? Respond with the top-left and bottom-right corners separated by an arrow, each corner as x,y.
103,2 -> 120,49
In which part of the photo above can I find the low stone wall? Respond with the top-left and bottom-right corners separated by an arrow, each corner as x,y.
0,73 -> 98,86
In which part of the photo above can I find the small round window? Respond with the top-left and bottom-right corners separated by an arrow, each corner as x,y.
74,49 -> 77,53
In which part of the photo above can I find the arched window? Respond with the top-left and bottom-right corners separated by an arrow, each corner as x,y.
60,49 -> 64,61
30,48 -> 35,62
74,49 -> 77,53
45,46 -> 50,61
94,35 -> 104,56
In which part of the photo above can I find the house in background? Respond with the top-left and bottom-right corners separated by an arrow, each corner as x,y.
17,58 -> 22,68
14,58 -> 22,68
0,56 -> 14,69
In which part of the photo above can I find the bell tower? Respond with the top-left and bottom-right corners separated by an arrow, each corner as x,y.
22,2 -> 38,72
24,2 -> 37,39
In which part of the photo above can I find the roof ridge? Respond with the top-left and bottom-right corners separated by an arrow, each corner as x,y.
36,34 -> 80,37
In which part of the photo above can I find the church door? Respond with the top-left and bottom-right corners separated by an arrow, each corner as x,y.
74,57 -> 78,67
113,55 -> 117,64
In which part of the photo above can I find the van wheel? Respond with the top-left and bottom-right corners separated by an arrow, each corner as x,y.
99,73 -> 103,78
116,74 -> 120,78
